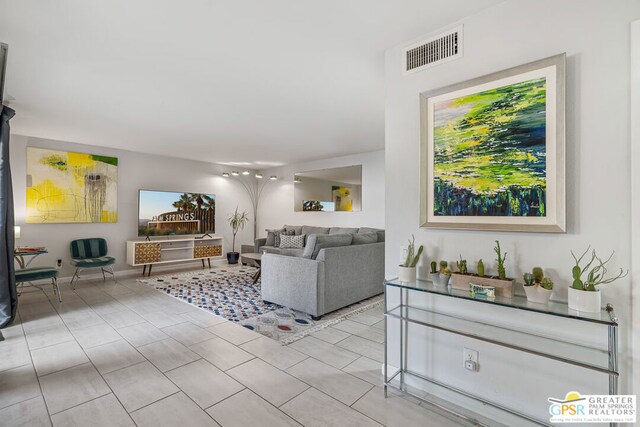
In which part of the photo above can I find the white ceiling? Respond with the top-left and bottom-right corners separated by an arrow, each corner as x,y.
0,0 -> 501,167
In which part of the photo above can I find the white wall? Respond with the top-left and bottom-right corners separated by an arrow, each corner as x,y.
630,18 -> 640,403
10,135 -> 254,279
257,150 -> 384,233
385,0 -> 639,422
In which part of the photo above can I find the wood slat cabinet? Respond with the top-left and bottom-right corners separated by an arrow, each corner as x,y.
127,236 -> 224,275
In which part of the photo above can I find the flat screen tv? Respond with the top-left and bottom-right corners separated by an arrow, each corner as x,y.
138,190 -> 215,237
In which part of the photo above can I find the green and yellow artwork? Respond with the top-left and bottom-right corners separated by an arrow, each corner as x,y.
433,77 -> 547,217
26,147 -> 118,223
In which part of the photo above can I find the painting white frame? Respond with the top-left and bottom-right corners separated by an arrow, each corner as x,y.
419,53 -> 566,232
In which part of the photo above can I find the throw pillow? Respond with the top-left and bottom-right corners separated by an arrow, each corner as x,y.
279,234 -> 306,249
352,232 -> 378,245
265,229 -> 283,247
283,225 -> 303,235
274,229 -> 295,247
302,233 -> 353,260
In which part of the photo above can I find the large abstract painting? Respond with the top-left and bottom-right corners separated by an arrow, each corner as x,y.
420,54 -> 566,232
26,147 -> 118,223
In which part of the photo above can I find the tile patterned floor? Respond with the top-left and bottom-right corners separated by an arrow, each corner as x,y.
0,273 -> 469,427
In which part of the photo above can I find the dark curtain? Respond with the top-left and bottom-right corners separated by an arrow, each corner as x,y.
0,105 -> 16,328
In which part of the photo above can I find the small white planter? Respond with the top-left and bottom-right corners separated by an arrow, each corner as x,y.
567,287 -> 601,313
523,284 -> 552,304
431,273 -> 450,287
398,266 -> 416,283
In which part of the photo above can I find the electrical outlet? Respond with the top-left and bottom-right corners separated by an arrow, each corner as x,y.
463,348 -> 478,371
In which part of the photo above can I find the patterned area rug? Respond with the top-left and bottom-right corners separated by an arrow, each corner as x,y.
139,267 -> 383,344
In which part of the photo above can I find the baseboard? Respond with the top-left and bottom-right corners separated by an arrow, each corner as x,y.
18,259 -> 230,286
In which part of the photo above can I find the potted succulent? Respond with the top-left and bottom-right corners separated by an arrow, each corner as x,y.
568,247 -> 628,313
398,235 -> 423,282
523,267 -> 553,304
431,261 -> 451,287
450,241 -> 515,298
227,207 -> 249,264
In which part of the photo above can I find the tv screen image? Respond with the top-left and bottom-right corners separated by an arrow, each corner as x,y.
138,190 -> 215,237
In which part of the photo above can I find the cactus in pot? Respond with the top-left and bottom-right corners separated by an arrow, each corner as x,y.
435,265 -> 452,287
532,267 -> 544,284
456,255 -> 468,274
523,272 -> 534,286
398,235 -> 423,282
523,267 -> 553,304
568,246 -> 628,312
494,240 -> 507,280
439,260 -> 448,272
540,277 -> 553,290
430,261 -> 437,274
477,259 -> 485,277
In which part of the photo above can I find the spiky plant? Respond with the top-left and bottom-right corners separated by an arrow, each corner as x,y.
402,235 -> 424,268
494,240 -> 507,280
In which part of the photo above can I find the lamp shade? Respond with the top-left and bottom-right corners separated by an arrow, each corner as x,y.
14,226 -> 20,239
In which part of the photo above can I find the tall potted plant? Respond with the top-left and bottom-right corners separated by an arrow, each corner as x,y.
568,247 -> 627,313
227,207 -> 249,264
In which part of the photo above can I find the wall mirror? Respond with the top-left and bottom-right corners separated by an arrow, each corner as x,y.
294,165 -> 362,212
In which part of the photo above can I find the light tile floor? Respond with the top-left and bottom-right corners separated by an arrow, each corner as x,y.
0,273 -> 469,427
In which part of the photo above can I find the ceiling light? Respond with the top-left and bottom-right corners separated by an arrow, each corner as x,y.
269,176 -> 277,181
255,173 -> 263,179
294,178 -> 301,183
222,172 -> 229,178
231,171 -> 239,176
242,170 -> 250,175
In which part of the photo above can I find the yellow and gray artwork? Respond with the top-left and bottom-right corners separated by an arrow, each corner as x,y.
26,147 -> 118,223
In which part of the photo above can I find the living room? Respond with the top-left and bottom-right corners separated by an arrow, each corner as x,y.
1,1 -> 640,426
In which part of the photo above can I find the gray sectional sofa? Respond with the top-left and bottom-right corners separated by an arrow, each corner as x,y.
256,225 -> 385,317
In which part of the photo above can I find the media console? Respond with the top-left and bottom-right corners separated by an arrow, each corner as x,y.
126,236 -> 223,276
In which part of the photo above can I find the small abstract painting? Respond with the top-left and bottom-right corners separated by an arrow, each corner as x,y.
420,54 -> 565,232
26,147 -> 118,223
332,186 -> 353,211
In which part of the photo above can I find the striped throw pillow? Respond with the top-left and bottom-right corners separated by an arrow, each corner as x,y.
279,234 -> 305,249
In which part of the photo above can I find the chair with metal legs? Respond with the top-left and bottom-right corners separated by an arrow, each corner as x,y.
69,238 -> 117,289
15,267 -> 62,302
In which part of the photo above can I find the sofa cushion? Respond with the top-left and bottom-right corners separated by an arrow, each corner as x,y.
280,234 -> 305,249
260,246 -> 282,254
329,227 -> 358,235
283,225 -> 303,235
301,226 -> 330,236
265,229 -> 283,247
358,227 -> 385,242
352,232 -> 378,245
279,248 -> 305,257
302,233 -> 353,260
71,256 -> 115,268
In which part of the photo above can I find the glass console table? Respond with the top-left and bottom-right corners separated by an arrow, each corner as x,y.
384,278 -> 619,427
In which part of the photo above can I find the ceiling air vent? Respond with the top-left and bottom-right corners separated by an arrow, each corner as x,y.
403,25 -> 463,74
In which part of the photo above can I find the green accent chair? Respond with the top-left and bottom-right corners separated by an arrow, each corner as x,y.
15,267 -> 61,302
70,238 -> 116,288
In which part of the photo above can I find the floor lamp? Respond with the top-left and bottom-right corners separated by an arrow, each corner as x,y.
221,170 -> 277,240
